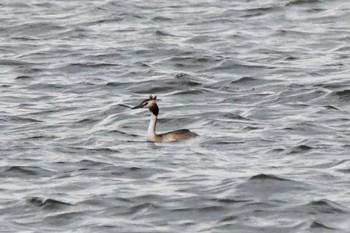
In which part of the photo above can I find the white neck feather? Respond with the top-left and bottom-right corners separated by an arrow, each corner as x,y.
147,113 -> 157,139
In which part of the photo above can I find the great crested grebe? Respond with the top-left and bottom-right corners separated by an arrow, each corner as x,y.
132,95 -> 198,142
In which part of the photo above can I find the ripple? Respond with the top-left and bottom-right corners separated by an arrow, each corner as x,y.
151,16 -> 172,22
235,174 -> 310,200
288,144 -> 314,154
323,105 -> 340,110
15,75 -> 33,80
332,89 -> 350,101
309,220 -> 336,230
0,166 -> 54,177
249,174 -> 290,181
306,200 -> 349,214
26,197 -> 73,210
6,116 -> 43,123
286,0 -> 321,6
42,211 -> 84,227
130,75 -> 204,94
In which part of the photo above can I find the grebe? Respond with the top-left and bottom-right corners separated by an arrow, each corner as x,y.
132,95 -> 198,142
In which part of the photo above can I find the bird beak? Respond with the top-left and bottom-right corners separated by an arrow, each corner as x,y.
131,102 -> 144,109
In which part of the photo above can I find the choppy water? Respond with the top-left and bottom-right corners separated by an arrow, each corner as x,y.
1,0 -> 350,232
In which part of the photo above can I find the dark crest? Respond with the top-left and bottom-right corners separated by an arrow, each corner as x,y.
149,95 -> 157,100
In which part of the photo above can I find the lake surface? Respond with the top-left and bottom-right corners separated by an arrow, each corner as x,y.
1,0 -> 350,232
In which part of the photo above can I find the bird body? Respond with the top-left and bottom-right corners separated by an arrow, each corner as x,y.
132,96 -> 198,142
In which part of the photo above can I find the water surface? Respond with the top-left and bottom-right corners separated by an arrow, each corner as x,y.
1,0 -> 350,232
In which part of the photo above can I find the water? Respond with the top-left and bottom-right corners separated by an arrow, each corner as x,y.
1,0 -> 350,232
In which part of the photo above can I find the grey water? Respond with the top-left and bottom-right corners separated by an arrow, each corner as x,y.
1,0 -> 350,232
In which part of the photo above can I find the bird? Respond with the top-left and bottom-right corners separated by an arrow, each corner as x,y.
132,95 -> 198,142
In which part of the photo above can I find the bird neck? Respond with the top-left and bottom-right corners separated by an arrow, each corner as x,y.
148,113 -> 157,138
